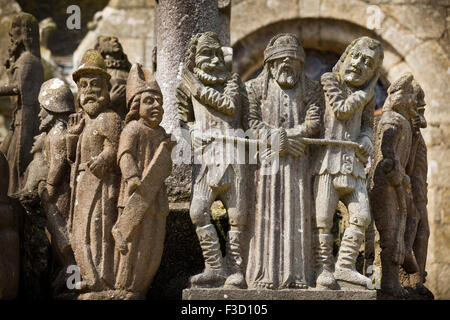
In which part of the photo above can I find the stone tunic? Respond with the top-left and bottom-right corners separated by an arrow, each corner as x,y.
114,120 -> 171,296
246,72 -> 322,288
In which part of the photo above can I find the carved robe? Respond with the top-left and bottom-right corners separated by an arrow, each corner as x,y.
1,51 -> 43,195
114,120 -> 172,297
246,73 -> 322,288
68,109 -> 121,291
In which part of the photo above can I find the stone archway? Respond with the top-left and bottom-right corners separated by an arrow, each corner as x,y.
230,0 -> 450,299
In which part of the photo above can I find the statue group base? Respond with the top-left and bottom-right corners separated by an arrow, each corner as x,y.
182,288 -> 377,300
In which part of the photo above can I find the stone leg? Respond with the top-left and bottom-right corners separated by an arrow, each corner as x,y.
314,174 -> 339,289
189,179 -> 226,288
335,178 -> 371,288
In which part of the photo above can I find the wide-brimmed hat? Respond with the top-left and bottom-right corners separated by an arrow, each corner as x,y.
72,49 -> 111,82
126,63 -> 161,108
264,33 -> 305,64
38,78 -> 75,113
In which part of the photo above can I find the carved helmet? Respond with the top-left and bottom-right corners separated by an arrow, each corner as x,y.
264,33 -> 305,64
72,49 -> 111,82
126,63 -> 161,109
38,78 -> 75,114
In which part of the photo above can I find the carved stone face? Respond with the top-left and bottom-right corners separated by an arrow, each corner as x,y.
195,35 -> 226,80
414,84 -> 427,129
341,44 -> 379,88
8,19 -> 22,57
139,91 -> 163,128
270,55 -> 302,89
78,75 -> 109,117
38,107 -> 53,132
97,36 -> 123,55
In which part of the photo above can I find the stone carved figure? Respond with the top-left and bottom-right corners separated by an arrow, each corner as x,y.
20,133 -> 47,197
67,50 -> 122,298
112,64 -> 175,299
36,78 -> 76,296
369,74 -> 432,298
403,82 -> 432,298
95,35 -> 131,120
0,12 -> 44,196
245,33 -> 322,289
177,32 -> 249,289
314,37 -> 383,289
0,152 -> 20,299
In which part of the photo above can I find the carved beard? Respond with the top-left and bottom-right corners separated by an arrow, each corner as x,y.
274,65 -> 299,88
194,67 -> 228,86
82,95 -> 108,117
39,114 -> 54,132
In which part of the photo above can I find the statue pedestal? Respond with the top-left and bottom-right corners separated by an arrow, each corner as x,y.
182,288 -> 377,300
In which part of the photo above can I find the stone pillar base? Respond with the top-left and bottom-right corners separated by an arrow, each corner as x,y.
182,288 -> 377,300
77,290 -> 143,300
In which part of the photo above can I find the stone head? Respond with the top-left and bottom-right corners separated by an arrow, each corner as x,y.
95,35 -> 124,57
336,36 -> 383,88
9,12 -> 40,59
412,81 -> 427,129
185,32 -> 228,85
38,78 -> 75,132
264,33 -> 305,89
385,73 -> 419,121
126,63 -> 163,127
73,50 -> 111,117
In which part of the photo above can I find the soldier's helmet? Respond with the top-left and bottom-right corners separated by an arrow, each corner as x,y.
38,78 -> 75,114
72,49 -> 111,82
126,63 -> 161,109
264,33 -> 305,64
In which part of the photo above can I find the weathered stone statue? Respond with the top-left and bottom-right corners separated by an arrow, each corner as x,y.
177,32 -> 249,289
20,133 -> 47,197
314,36 -> 383,289
403,82 -> 433,298
112,63 -> 175,299
67,49 -> 122,298
0,12 -> 44,196
245,33 -> 322,289
95,35 -> 131,120
369,74 -> 432,298
36,78 -> 76,296
0,151 -> 19,299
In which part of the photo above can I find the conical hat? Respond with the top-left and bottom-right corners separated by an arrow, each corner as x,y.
39,78 -> 75,113
72,49 -> 111,82
126,63 -> 161,108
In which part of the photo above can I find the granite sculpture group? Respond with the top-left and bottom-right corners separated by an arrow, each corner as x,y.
0,12 -> 433,300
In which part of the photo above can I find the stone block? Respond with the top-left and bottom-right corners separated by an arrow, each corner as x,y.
182,288 -> 378,300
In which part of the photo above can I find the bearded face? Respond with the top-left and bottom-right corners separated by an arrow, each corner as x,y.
78,75 -> 110,117
194,35 -> 228,85
270,56 -> 302,89
38,107 -> 54,132
341,44 -> 380,88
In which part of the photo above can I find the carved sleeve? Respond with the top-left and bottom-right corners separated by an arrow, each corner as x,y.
321,72 -> 368,121
117,122 -> 140,181
198,85 -> 236,116
0,85 -> 18,96
47,130 -> 68,186
380,123 -> 400,165
296,80 -> 323,137
176,82 -> 195,125
246,81 -> 275,142
359,96 -> 375,141
240,78 -> 250,132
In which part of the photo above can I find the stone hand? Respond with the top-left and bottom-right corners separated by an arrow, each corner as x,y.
46,184 -> 57,201
182,67 -> 203,97
411,115 -> 422,131
88,156 -> 107,179
357,135 -> 373,159
67,112 -> 85,135
126,176 -> 141,196
37,181 -> 46,200
110,83 -> 126,105
305,105 -> 320,124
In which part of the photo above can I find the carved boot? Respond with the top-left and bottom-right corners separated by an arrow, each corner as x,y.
224,229 -> 247,289
334,225 -> 371,288
190,224 -> 227,288
315,233 -> 337,289
402,216 -> 419,274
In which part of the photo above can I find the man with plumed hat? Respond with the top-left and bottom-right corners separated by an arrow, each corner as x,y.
66,49 -> 122,297
112,63 -> 175,299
